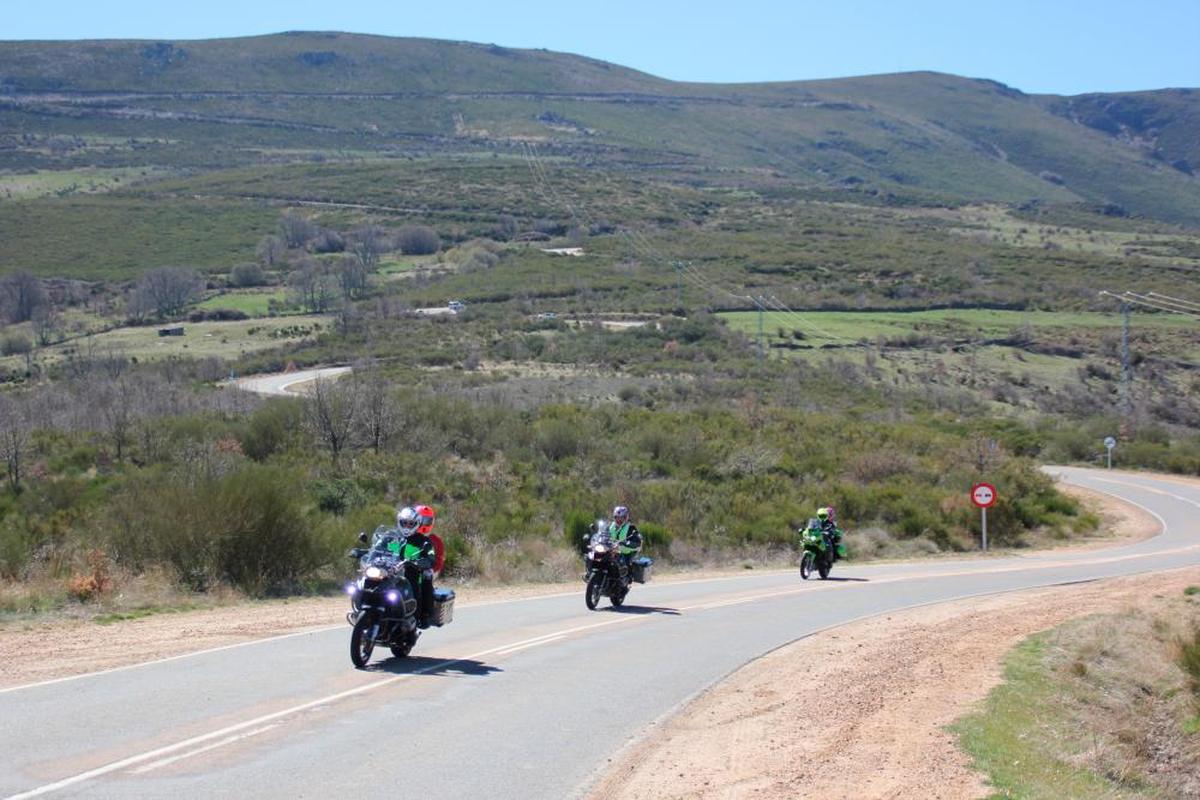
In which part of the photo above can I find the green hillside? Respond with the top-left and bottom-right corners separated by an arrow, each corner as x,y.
1,33 -> 1197,225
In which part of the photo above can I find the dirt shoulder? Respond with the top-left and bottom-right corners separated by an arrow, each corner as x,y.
588,568 -> 1200,800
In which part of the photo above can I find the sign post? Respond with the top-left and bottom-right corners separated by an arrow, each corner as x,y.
1104,436 -> 1116,470
971,483 -> 997,551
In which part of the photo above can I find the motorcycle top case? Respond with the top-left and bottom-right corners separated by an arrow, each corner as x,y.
630,556 -> 653,584
430,587 -> 455,627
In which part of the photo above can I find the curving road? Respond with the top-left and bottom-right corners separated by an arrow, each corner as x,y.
0,468 -> 1197,799
233,366 -> 352,396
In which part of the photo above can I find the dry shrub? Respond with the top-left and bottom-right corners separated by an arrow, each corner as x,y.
67,549 -> 111,602
1046,603 -> 1200,797
844,527 -> 940,560
847,449 -> 916,483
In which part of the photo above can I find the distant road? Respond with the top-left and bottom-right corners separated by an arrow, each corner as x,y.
233,366 -> 352,396
0,468 -> 1196,799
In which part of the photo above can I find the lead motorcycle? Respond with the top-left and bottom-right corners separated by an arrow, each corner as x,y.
345,526 -> 455,668
798,518 -> 844,580
582,519 -> 651,610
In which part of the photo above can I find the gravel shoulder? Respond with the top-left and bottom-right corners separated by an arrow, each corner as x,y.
586,473 -> 1197,800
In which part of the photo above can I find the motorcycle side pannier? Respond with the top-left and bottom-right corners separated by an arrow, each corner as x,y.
630,556 -> 653,584
431,587 -> 455,627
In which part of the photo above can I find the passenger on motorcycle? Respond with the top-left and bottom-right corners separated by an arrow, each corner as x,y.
396,505 -> 437,628
610,505 -> 642,576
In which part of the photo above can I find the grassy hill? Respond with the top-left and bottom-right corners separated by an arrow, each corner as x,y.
1,33 -> 1197,225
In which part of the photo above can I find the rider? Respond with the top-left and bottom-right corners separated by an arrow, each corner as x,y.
609,505 -> 642,578
816,506 -> 843,560
396,505 -> 437,628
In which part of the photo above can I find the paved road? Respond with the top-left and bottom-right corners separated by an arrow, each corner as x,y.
1,468 -> 1196,799
233,366 -> 352,396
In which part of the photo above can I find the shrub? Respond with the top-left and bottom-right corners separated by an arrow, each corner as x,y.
396,225 -> 442,255
229,262 -> 267,288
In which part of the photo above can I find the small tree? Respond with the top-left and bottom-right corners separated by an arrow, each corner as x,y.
1,271 -> 45,324
279,213 -> 316,248
31,306 -> 63,346
230,262 -> 267,288
0,394 -> 32,493
130,267 -> 202,319
305,375 -> 359,466
256,234 -> 286,267
288,259 -> 337,313
396,225 -> 441,255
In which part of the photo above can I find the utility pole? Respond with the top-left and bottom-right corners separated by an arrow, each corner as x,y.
1120,301 -> 1132,433
756,296 -> 765,362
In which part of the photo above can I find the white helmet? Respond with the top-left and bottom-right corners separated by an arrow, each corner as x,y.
396,506 -> 418,534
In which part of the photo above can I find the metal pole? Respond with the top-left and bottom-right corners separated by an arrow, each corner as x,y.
1120,302 -> 1132,423
1107,449 -> 1112,470
756,296 -> 765,362
981,507 -> 988,552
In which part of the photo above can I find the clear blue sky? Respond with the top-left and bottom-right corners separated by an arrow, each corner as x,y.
4,0 -> 1198,94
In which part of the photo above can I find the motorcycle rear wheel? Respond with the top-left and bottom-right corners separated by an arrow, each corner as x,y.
800,552 -> 814,580
585,573 -> 604,610
350,615 -> 376,668
818,554 -> 832,580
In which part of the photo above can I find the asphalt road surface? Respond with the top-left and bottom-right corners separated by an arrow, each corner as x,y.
233,366 -> 352,396
1,468 -> 1196,799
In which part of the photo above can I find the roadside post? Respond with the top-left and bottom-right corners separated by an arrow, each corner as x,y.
971,483 -> 997,551
1104,436 -> 1116,469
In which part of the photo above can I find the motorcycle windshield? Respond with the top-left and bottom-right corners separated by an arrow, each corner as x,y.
362,526 -> 404,568
589,530 -> 614,548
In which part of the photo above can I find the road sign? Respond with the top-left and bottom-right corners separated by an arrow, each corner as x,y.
971,483 -> 997,508
1104,436 -> 1117,449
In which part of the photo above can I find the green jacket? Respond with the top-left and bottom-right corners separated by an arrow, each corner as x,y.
611,522 -> 641,555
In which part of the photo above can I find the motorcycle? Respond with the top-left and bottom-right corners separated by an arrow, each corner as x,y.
582,519 -> 651,610
798,518 -> 844,580
345,526 -> 454,668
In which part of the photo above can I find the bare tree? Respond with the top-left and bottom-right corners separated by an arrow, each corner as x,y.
357,360 -> 395,453
0,394 -> 33,493
1,271 -> 46,323
305,375 -> 359,466
96,378 -> 136,461
350,225 -> 385,272
335,255 -> 368,301
31,305 -> 63,346
279,213 -> 316,249
289,259 -> 337,313
256,234 -> 286,267
130,267 -> 203,319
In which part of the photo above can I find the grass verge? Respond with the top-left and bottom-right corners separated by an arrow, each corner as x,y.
954,591 -> 1200,798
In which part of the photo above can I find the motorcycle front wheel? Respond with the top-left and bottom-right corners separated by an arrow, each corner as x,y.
800,551 -> 814,580
818,553 -> 832,580
585,572 -> 604,610
611,585 -> 626,607
390,630 -> 418,659
350,615 -> 376,668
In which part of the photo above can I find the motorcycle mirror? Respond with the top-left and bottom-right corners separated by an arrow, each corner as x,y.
357,531 -> 368,544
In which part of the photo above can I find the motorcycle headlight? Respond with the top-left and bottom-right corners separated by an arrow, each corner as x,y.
593,545 -> 608,554
345,583 -> 357,595
386,590 -> 399,604
365,566 -> 385,580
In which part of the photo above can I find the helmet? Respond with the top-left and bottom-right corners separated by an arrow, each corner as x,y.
396,506 -> 419,534
413,504 -> 435,535
612,505 -> 629,525
816,507 -> 829,520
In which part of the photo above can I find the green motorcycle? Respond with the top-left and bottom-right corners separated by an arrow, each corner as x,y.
799,518 -> 845,580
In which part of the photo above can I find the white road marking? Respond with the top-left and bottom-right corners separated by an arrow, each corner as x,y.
127,724 -> 279,775
495,635 -> 567,656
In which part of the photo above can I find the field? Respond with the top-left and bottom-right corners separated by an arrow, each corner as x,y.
195,290 -> 294,317
1,316 -> 333,371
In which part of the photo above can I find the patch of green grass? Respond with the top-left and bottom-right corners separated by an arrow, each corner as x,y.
953,633 -> 1130,799
0,167 -> 172,199
94,602 -> 209,625
195,290 -> 293,316
1184,586 -> 1199,596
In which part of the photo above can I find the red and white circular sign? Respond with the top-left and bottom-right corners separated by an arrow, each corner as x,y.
971,483 -> 997,508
